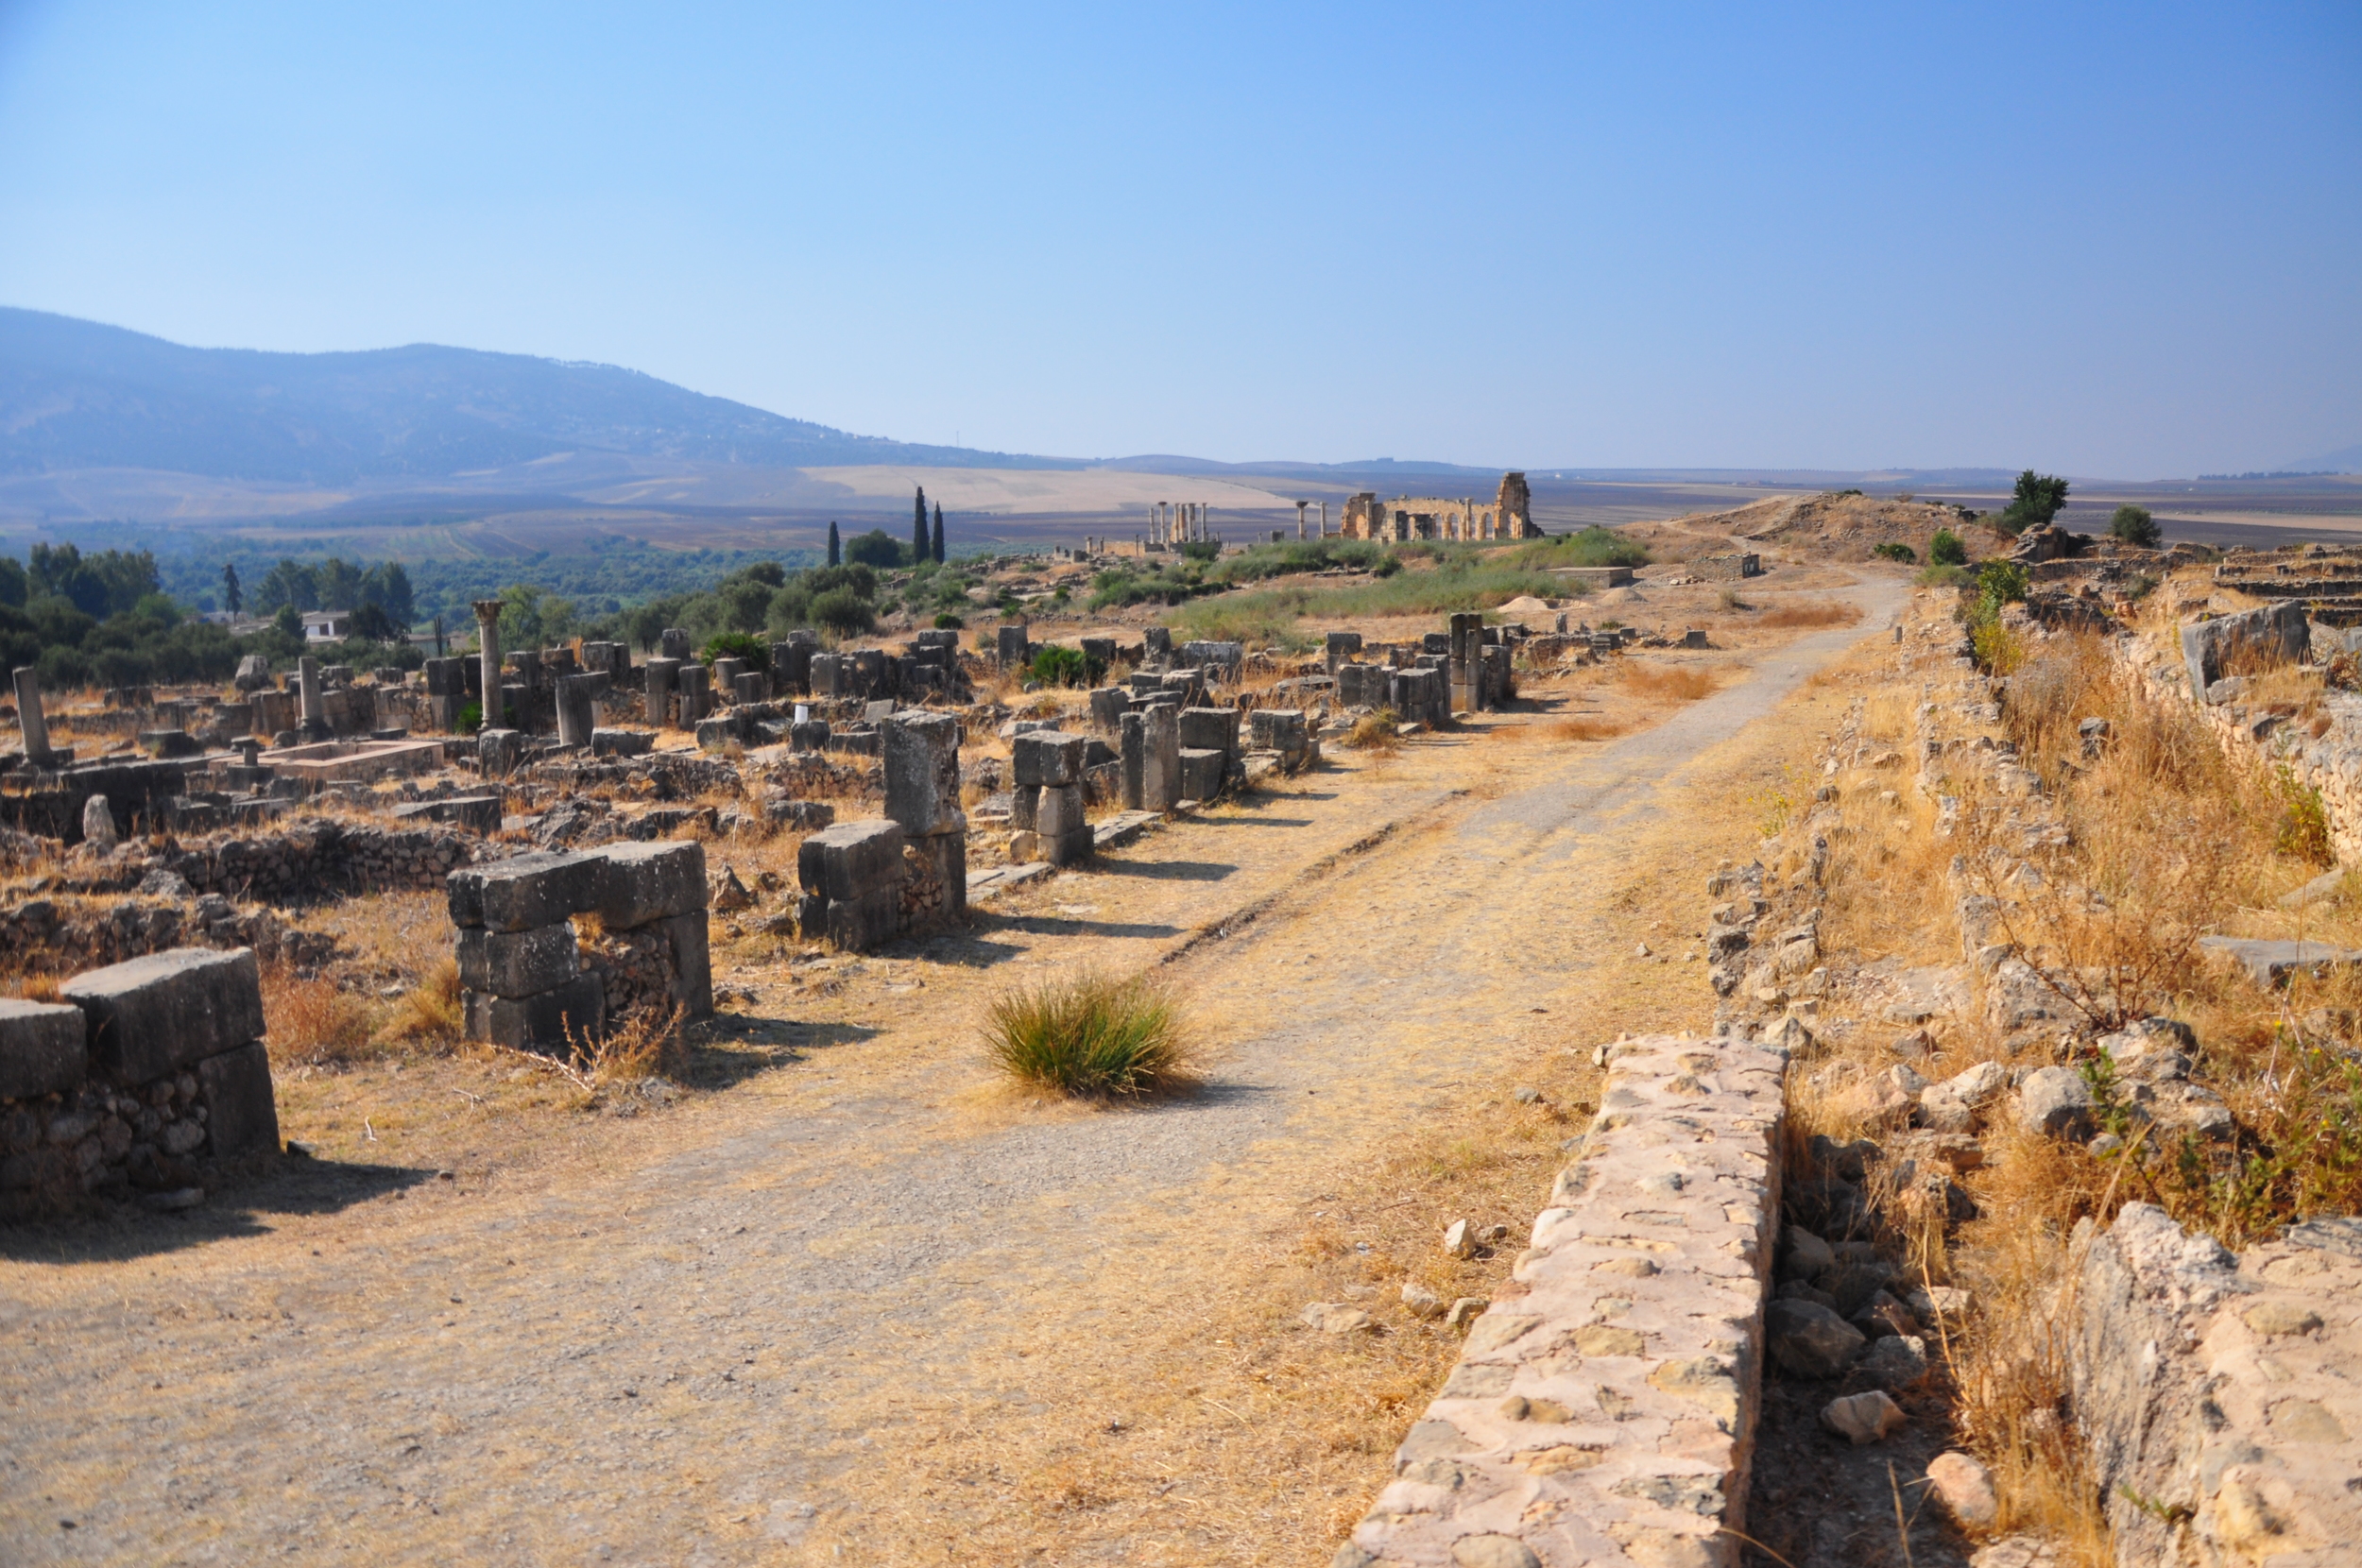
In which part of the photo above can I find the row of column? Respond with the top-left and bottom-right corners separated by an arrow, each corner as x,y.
1292,501 -> 1332,539
1146,502 -> 1212,545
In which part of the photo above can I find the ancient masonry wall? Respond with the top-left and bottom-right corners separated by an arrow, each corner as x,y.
160,820 -> 491,901
1343,1034 -> 1786,1568
0,946 -> 281,1216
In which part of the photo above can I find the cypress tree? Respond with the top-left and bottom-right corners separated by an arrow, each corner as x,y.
913,486 -> 931,566
222,562 -> 243,616
932,503 -> 945,564
827,520 -> 841,567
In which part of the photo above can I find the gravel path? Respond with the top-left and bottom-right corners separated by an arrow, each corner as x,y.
0,577 -> 1903,1565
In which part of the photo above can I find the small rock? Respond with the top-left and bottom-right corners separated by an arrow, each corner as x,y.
2016,1065 -> 2095,1139
81,795 -> 118,851
1821,1389 -> 1908,1445
710,864 -> 757,912
1635,943 -> 1652,958
1969,1539 -> 2060,1568
1299,1302 -> 1377,1335
139,1186 -> 205,1213
1767,1298 -> 1866,1378
2087,1133 -> 2123,1156
2243,1301 -> 2324,1338
1905,1285 -> 1974,1323
1479,1223 -> 1510,1244
1917,1086 -> 1975,1133
1779,1228 -> 1836,1282
1448,1536 -> 1541,1568
1401,1282 -> 1445,1320
1859,1333 -> 1930,1389
1443,1218 -> 1475,1258
1943,1059 -> 2011,1106
1511,1086 -> 1544,1105
1926,1450 -> 1999,1526
1444,1297 -> 1488,1329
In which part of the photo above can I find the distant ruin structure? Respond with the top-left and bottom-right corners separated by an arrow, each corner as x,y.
1339,471 -> 1540,542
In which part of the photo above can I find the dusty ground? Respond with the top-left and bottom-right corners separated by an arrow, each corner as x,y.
1,572 -> 1906,1567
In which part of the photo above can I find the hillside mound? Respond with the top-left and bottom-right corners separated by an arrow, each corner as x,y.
1651,491 -> 2009,563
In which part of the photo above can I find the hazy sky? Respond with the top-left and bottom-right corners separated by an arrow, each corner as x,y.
1,2 -> 2355,477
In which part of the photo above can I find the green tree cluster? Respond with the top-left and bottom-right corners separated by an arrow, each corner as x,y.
2110,504 -> 2162,548
1997,470 -> 2070,537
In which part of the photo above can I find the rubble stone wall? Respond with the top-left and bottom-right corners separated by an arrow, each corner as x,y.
161,820 -> 490,902
1344,1033 -> 1786,1568
0,946 -> 281,1218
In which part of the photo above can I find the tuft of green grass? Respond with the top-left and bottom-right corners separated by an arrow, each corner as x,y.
984,971 -> 1190,1098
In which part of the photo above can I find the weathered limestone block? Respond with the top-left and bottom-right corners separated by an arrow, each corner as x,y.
2074,1202 -> 2362,1565
1012,729 -> 1087,789
555,673 -> 599,746
456,921 -> 582,998
1138,705 -> 1179,810
0,998 -> 88,1099
1325,630 -> 1362,677
1178,747 -> 1226,803
1179,707 -> 1239,757
643,657 -> 682,726
592,842 -> 707,929
64,946 -> 265,1085
1087,686 -> 1129,733
883,711 -> 963,836
1180,639 -> 1242,677
2182,601 -> 2307,699
1119,712 -> 1147,810
194,1039 -> 280,1159
478,726 -> 523,776
796,820 -> 907,950
997,624 -> 1031,666
659,910 -> 712,1019
448,851 -> 600,933
1346,1033 -> 1785,1568
463,971 -> 605,1051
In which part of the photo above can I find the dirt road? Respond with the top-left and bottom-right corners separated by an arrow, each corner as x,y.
1,577 -> 1903,1566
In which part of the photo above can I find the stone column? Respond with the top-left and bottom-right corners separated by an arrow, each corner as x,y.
1296,501 -> 1309,539
1320,501 -> 1328,537
12,667 -> 52,763
556,673 -> 597,747
472,601 -> 504,728
644,657 -> 681,727
297,656 -> 326,737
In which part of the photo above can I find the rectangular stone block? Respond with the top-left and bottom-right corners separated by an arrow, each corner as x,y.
997,625 -> 1032,665
1087,686 -> 1129,733
908,830 -> 966,921
591,728 -> 656,758
805,887 -> 901,950
593,841 -> 708,929
447,851 -> 599,933
1010,784 -> 1040,831
0,998 -> 87,1099
797,820 -> 907,901
809,653 -> 842,697
195,1038 -> 280,1159
733,671 -> 768,706
883,710 -> 963,836
1140,704 -> 1180,810
1012,729 -> 1087,788
65,946 -> 265,1085
463,972 -> 605,1053
423,656 -> 469,696
1179,747 -> 1226,803
643,657 -> 682,725
1080,636 -> 1117,671
1046,826 -> 1093,866
1179,707 -> 1238,755
456,921 -> 581,998
662,910 -> 712,1019
1180,640 -> 1242,677
1250,708 -> 1308,752
1036,782 -> 1087,839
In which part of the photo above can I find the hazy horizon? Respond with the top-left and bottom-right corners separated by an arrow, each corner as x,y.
1,3 -> 2356,477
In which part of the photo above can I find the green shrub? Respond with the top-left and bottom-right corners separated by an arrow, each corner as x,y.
933,611 -> 965,629
984,971 -> 1190,1097
457,699 -> 483,735
2275,765 -> 2335,866
1873,541 -> 1917,563
2111,504 -> 2162,549
1916,563 -> 1971,588
1179,539 -> 1221,564
843,529 -> 908,568
700,630 -> 769,669
811,588 -> 874,636
1371,554 -> 1403,578
1929,529 -> 1968,566
1030,645 -> 1091,688
1997,469 -> 2069,537
1508,527 -> 1650,571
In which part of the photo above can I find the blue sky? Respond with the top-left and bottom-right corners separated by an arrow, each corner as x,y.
0,1 -> 2355,477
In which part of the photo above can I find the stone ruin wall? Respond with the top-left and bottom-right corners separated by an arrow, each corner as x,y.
1338,472 -> 1540,542
0,946 -> 282,1219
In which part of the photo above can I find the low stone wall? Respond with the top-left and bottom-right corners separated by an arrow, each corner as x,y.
1343,1033 -> 1786,1568
2073,1202 -> 2362,1565
0,946 -> 281,1217
161,819 -> 490,902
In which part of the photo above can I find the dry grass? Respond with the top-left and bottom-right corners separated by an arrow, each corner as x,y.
16,973 -> 60,1003
1545,715 -> 1632,742
984,969 -> 1191,1097
1343,707 -> 1402,752
260,962 -> 377,1066
1756,599 -> 1862,629
379,957 -> 464,1048
1618,663 -> 1719,702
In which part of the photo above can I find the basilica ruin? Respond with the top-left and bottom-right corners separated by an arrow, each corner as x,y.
1339,471 -> 1541,542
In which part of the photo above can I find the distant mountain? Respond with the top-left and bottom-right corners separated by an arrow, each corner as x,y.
0,307 -> 1079,484
2283,443 -> 2362,474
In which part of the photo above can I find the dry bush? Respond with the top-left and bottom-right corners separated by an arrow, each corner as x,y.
378,956 -> 463,1049
578,1002 -> 687,1086
1617,663 -> 1717,702
1756,600 -> 1861,629
15,974 -> 60,1003
1343,707 -> 1401,752
984,969 -> 1191,1098
1546,715 -> 1630,742
261,963 -> 378,1066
